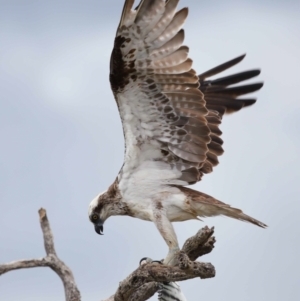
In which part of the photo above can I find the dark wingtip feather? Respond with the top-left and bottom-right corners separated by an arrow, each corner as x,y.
205,97 -> 257,114
207,82 -> 264,97
206,69 -> 261,87
242,98 -> 257,108
198,54 -> 246,80
225,98 -> 257,113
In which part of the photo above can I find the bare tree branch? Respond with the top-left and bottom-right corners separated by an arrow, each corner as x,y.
103,226 -> 216,301
128,283 -> 159,301
39,208 -> 57,256
0,258 -> 49,274
182,226 -> 216,261
0,208 -> 81,301
0,209 -> 216,301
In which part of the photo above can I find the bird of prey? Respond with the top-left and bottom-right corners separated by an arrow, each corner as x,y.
140,257 -> 187,301
88,0 -> 266,264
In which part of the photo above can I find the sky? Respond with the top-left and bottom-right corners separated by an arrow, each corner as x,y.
0,0 -> 300,300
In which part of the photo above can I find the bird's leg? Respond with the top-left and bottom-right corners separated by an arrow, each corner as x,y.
152,208 -> 180,266
164,245 -> 180,266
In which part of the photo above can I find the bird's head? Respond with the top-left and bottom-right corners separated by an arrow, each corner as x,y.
88,184 -> 126,235
88,191 -> 114,235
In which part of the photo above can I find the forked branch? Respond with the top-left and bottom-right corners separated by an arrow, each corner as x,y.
0,208 -> 81,301
105,226 -> 216,301
0,210 -> 216,301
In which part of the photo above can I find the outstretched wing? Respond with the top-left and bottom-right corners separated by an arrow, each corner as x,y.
197,54 -> 263,176
110,0 -> 262,188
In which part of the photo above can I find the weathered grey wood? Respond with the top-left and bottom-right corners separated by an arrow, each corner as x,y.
0,208 -> 81,301
182,226 -> 216,261
103,226 -> 216,301
0,209 -> 216,301
128,283 -> 159,301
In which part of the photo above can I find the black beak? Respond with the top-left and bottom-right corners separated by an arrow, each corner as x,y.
94,221 -> 104,235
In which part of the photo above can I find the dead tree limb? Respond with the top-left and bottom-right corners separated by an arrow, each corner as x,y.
0,208 -> 81,301
182,226 -> 216,260
0,209 -> 216,301
104,226 -> 216,301
128,283 -> 160,301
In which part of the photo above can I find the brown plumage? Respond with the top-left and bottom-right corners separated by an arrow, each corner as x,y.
89,0 -> 266,265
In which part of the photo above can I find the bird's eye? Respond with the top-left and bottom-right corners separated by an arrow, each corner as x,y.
92,214 -> 98,221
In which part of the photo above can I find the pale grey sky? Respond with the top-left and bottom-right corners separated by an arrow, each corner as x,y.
1,0 -> 300,300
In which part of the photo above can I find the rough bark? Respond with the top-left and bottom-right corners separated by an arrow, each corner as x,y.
182,226 -> 216,261
103,227 -> 216,301
128,283 -> 160,301
0,209 -> 216,301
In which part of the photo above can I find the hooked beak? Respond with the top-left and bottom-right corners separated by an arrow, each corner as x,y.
94,220 -> 104,235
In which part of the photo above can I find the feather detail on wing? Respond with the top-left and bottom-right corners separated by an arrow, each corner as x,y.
198,54 -> 264,176
110,0 -> 263,187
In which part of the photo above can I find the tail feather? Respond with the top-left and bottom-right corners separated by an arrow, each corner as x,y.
216,205 -> 267,228
176,186 -> 267,228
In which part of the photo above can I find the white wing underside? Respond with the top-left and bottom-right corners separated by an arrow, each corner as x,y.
111,0 -> 211,197
109,0 -> 263,201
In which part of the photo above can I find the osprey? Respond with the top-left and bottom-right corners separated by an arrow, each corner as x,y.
88,0 -> 266,264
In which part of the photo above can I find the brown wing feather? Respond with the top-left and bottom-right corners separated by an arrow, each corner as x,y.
111,0 -> 210,186
199,55 -> 264,178
110,0 -> 263,186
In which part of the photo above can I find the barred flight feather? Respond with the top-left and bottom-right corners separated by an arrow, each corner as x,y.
110,0 -> 263,184
88,0 -> 266,270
